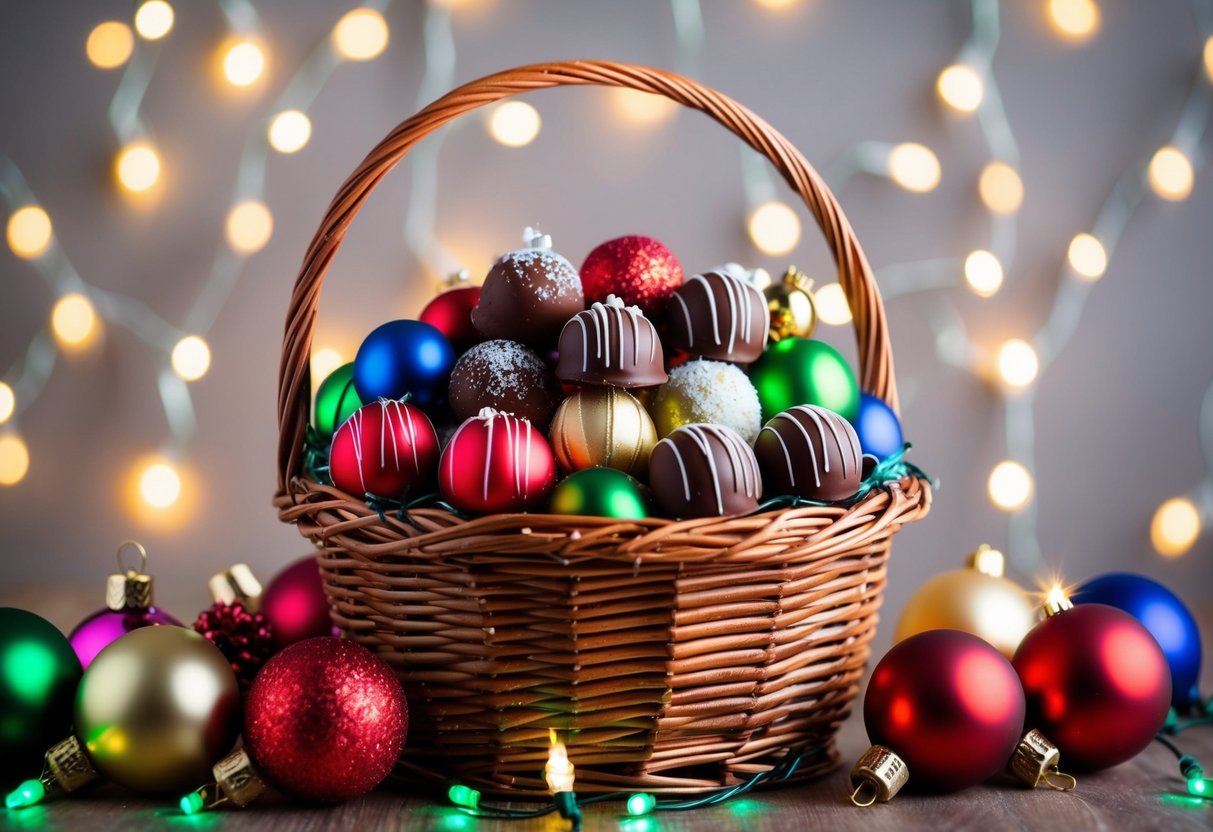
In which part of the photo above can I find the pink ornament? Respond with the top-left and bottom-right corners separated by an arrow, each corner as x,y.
262,557 -> 336,650
439,408 -> 556,514
329,399 -> 439,499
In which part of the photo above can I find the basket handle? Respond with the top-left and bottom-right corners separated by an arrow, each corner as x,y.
277,60 -> 898,493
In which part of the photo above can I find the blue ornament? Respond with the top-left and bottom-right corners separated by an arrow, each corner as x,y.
852,393 -> 903,460
1074,572 -> 1203,711
353,320 -> 454,409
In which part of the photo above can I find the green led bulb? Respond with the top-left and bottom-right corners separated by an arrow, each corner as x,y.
626,792 -> 656,816
448,784 -> 481,810
1190,777 -> 1209,796
5,779 -> 46,810
179,791 -> 206,815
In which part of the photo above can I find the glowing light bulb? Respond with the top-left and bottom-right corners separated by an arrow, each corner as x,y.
1205,35 -> 1213,82
140,461 -> 181,509
814,283 -> 852,326
978,162 -> 1023,214
0,435 -> 30,486
6,205 -> 53,259
311,348 -> 343,382
997,339 -> 1039,388
1151,497 -> 1201,557
1067,233 -> 1107,280
171,336 -> 211,381
1147,146 -> 1194,202
1046,0 -> 1100,43
223,40 -> 265,88
135,1 -> 174,40
268,109 -> 312,153
544,730 -> 575,794
747,201 -> 801,255
936,64 -> 984,113
87,21 -> 134,69
754,0 -> 799,9
1043,583 -> 1074,616
51,293 -> 98,348
115,142 -> 162,193
609,88 -> 678,125
988,461 -> 1033,511
332,8 -> 389,61
225,200 -> 273,254
487,102 -> 541,147
887,143 -> 941,193
964,250 -> 1003,297
0,382 -> 14,425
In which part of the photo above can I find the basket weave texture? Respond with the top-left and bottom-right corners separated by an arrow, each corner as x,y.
275,60 -> 931,797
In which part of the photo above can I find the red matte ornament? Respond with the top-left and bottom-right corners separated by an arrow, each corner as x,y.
244,638 -> 408,803
864,629 -> 1026,792
439,408 -> 556,514
329,399 -> 439,499
1013,603 -> 1171,771
420,285 -> 482,353
579,235 -> 683,317
262,557 -> 336,650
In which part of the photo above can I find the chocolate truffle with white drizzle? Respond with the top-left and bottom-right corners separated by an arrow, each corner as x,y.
471,228 -> 584,345
554,294 -> 667,388
666,269 -> 770,363
754,404 -> 863,502
649,424 -> 762,518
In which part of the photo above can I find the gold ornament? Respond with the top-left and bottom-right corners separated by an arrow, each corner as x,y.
764,265 -> 817,342
893,544 -> 1036,658
549,387 -> 657,478
74,625 -> 241,795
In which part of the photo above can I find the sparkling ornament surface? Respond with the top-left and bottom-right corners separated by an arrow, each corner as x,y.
1013,603 -> 1171,770
0,608 -> 83,790
312,362 -> 363,442
865,629 -> 1026,791
549,387 -> 657,478
853,393 -> 904,461
439,409 -> 557,514
748,337 -> 860,422
75,625 -> 240,794
244,637 -> 408,803
549,467 -> 649,519
765,267 -> 817,342
352,319 -> 454,407
328,399 -> 440,499
1074,573 -> 1202,711
579,235 -> 683,317
69,606 -> 183,669
419,285 -> 482,353
193,601 -> 275,693
653,359 -> 763,443
263,556 -> 337,650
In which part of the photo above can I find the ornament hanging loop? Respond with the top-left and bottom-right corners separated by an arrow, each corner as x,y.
1043,769 -> 1077,791
116,540 -> 148,575
850,780 -> 879,807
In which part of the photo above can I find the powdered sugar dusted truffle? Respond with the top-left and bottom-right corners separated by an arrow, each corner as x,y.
754,404 -> 863,502
652,359 -> 762,443
555,295 -> 667,388
448,339 -> 561,429
471,228 -> 584,345
666,270 -> 769,363
649,424 -> 762,518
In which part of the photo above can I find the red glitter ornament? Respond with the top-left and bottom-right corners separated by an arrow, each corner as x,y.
244,637 -> 408,803
864,629 -> 1025,792
1013,602 -> 1170,771
419,285 -> 482,353
193,601 -> 275,693
579,235 -> 683,317
329,398 -> 439,499
262,556 -> 336,650
439,408 -> 556,514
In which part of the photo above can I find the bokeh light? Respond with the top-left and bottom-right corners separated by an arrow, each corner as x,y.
887,143 -> 941,192
936,64 -> 984,113
964,250 -> 1004,297
0,382 -> 14,425
171,336 -> 211,381
0,435 -> 30,486
1046,0 -> 1101,43
268,109 -> 312,153
115,142 -> 162,193
988,461 -> 1033,511
487,101 -> 541,147
978,162 -> 1023,214
814,282 -> 852,326
139,461 -> 181,509
1205,35 -> 1213,82
225,200 -> 273,253
222,40 -> 265,88
6,205 -> 53,259
747,201 -> 801,256
311,348 -> 344,382
1147,146 -> 1194,202
609,88 -> 678,125
1151,497 -> 1201,557
1067,232 -> 1107,280
86,21 -> 134,69
997,339 -> 1039,388
135,1 -> 175,40
332,8 -> 390,61
51,293 -> 98,349
754,0 -> 799,8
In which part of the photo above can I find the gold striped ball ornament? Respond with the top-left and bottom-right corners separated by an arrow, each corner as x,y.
549,387 -> 657,478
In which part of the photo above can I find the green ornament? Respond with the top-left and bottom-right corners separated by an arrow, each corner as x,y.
0,608 -> 83,791
313,363 -> 363,441
549,467 -> 649,520
748,337 -> 860,422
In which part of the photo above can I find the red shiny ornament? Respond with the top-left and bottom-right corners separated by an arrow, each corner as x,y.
439,408 -> 556,514
579,235 -> 683,317
864,630 -> 1026,791
244,637 -> 408,803
1013,603 -> 1170,770
419,286 -> 482,353
329,399 -> 440,499
262,557 -> 337,650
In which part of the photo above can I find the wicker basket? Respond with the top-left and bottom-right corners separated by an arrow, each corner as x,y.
275,60 -> 931,797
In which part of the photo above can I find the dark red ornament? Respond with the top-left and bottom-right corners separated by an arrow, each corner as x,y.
193,601 -> 275,693
864,630 -> 1026,792
439,408 -> 557,514
579,235 -> 683,317
244,637 -> 408,803
329,399 -> 439,499
262,557 -> 336,650
1013,603 -> 1171,771
420,286 -> 482,353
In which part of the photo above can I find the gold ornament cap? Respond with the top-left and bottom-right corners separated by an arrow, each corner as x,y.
1043,585 -> 1075,617
212,748 -> 268,807
764,265 -> 817,342
850,745 -> 909,806
1008,729 -> 1076,791
208,564 -> 263,613
966,544 -> 1005,577
105,540 -> 153,611
46,735 -> 100,794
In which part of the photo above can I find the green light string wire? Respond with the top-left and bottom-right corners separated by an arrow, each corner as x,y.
1155,699 -> 1213,799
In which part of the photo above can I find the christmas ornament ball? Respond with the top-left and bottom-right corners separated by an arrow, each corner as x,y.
748,337 -> 859,422
579,235 -> 684,316
76,625 -> 241,794
439,409 -> 557,514
419,285 -> 482,353
193,601 -> 275,693
352,319 -> 454,408
1013,603 -> 1171,770
313,362 -> 363,442
865,629 -> 1025,792
853,393 -> 903,461
549,467 -> 649,519
328,399 -> 440,499
69,606 -> 183,670
262,557 -> 336,650
244,637 -> 407,803
549,387 -> 657,478
1073,573 -> 1202,711
0,608 -> 83,790
764,267 -> 817,342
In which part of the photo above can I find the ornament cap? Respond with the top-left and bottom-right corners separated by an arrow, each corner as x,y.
1043,585 -> 1074,617
523,226 -> 552,250
208,564 -> 264,613
442,268 -> 471,288
106,540 -> 153,611
1009,729 -> 1076,791
782,265 -> 814,293
212,747 -> 268,807
966,544 -> 1005,577
850,745 -> 909,806
46,734 -> 100,795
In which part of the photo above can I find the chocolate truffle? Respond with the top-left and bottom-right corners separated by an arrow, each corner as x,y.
754,405 -> 863,502
471,228 -> 584,346
448,339 -> 561,429
666,270 -> 770,363
652,359 -> 762,443
555,294 -> 667,388
649,424 -> 762,518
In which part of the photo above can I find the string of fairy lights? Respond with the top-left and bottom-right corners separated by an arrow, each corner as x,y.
1,0 -> 1211,567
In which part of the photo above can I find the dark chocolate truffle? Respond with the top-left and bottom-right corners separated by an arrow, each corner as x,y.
448,339 -> 561,429
471,229 -> 584,345
649,424 -> 762,518
555,295 -> 667,388
754,405 -> 862,502
666,270 -> 770,363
